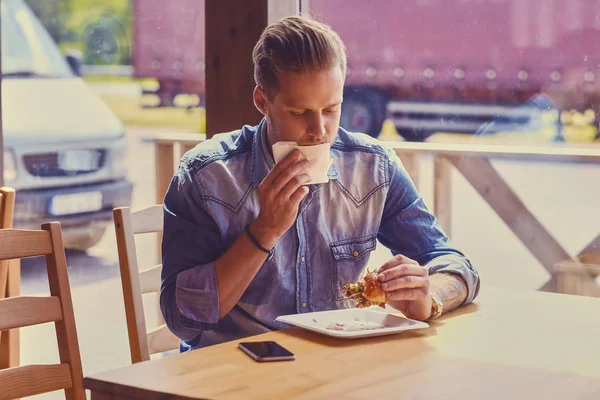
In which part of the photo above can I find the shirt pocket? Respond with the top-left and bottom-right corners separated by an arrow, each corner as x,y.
330,234 -> 377,301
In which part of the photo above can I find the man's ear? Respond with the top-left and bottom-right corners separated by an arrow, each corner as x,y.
253,86 -> 268,115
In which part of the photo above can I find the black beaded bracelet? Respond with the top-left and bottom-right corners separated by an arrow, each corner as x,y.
245,225 -> 274,260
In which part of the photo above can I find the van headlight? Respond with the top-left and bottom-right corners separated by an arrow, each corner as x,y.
3,150 -> 17,183
110,142 -> 128,178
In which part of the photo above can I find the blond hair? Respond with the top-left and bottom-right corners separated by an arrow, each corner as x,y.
252,15 -> 347,95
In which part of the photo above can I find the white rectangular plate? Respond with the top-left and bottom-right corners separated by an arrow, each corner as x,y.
275,308 -> 429,339
49,191 -> 103,216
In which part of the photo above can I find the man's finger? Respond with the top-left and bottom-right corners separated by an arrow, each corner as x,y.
281,173 -> 311,199
270,159 -> 309,193
289,186 -> 309,205
262,150 -> 303,187
377,254 -> 418,274
380,276 -> 428,292
386,287 -> 429,301
378,264 -> 428,282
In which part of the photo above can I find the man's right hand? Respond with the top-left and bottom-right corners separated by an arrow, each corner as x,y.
251,149 -> 310,248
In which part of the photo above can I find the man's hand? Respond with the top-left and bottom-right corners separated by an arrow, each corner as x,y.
377,254 -> 469,321
377,254 -> 432,321
251,149 -> 310,247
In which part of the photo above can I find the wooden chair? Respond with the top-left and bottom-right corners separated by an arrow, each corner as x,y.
0,187 -> 18,371
113,205 -> 180,364
0,222 -> 85,400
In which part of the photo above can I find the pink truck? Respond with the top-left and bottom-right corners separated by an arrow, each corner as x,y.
132,0 -> 600,141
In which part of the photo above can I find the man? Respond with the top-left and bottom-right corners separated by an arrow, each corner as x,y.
161,16 -> 480,351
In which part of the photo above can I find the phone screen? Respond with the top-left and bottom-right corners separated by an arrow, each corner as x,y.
238,341 -> 296,362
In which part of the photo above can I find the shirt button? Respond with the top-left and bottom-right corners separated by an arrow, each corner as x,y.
301,302 -> 307,309
301,256 -> 305,263
353,250 -> 359,257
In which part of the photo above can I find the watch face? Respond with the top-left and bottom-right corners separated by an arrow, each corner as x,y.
431,294 -> 443,319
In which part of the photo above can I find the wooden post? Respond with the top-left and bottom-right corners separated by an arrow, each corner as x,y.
577,234 -> 600,265
434,156 -> 453,237
181,143 -> 198,155
397,153 -> 420,190
554,261 -> 600,297
155,143 -> 175,205
155,143 -> 175,260
205,0 -> 299,138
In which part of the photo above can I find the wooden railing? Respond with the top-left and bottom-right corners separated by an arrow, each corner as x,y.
148,133 -> 600,295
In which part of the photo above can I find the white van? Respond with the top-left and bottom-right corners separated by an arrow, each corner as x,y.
1,0 -> 132,249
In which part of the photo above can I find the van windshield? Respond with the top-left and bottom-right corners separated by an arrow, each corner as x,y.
1,0 -> 73,78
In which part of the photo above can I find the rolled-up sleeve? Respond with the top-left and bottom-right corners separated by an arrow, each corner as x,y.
160,164 -> 223,341
377,148 -> 480,304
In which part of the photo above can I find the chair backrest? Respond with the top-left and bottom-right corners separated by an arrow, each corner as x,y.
0,222 -> 85,400
0,187 -> 18,371
113,205 -> 179,364
0,188 -> 15,302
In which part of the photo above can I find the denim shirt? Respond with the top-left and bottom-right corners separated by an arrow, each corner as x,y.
161,119 -> 480,351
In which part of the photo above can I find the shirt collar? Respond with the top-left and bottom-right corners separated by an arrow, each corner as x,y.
251,118 -> 340,186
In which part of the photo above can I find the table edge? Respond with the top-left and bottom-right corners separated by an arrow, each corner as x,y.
84,376 -> 203,400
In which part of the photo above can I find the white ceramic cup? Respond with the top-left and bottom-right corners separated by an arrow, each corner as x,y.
272,141 -> 333,184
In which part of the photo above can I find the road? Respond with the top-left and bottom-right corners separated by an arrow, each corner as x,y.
19,127 -> 600,399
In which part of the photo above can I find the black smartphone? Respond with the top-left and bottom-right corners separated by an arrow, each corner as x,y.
238,341 -> 296,362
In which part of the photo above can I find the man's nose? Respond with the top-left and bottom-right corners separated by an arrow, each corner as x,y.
308,114 -> 327,138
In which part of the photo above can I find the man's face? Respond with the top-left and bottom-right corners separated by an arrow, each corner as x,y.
254,67 -> 344,148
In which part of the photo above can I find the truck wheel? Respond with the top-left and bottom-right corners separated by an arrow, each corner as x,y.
84,25 -> 120,64
397,128 -> 436,142
65,226 -> 107,251
340,88 -> 386,138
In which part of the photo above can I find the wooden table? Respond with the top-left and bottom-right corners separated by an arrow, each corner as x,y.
149,134 -> 600,294
84,287 -> 600,399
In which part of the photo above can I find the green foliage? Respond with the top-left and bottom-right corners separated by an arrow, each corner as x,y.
24,0 -> 132,65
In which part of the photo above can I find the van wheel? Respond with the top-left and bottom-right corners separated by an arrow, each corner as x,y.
65,226 -> 107,251
397,128 -> 436,142
340,88 -> 386,138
